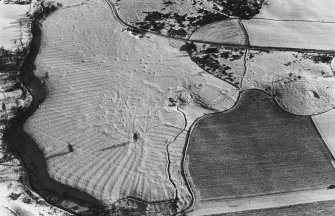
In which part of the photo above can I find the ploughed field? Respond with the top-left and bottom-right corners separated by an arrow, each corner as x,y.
189,19 -> 247,45
190,0 -> 335,51
187,90 -> 335,200
21,0 -> 241,213
14,0 -> 335,214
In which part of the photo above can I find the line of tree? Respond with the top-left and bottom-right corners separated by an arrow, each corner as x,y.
212,0 -> 265,19
0,47 -> 28,72
0,0 -> 31,4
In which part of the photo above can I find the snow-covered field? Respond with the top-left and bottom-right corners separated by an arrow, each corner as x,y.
252,0 -> 335,22
243,20 -> 335,50
23,0 -> 238,213
2,0 -> 335,215
243,50 -> 335,115
116,0 -> 227,37
0,140 -> 72,216
189,19 -> 246,45
242,0 -> 335,50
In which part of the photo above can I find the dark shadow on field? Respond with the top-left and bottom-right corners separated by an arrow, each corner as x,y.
187,90 -> 335,201
100,141 -> 130,151
3,19 -> 103,215
4,16 -> 176,216
45,151 -> 71,160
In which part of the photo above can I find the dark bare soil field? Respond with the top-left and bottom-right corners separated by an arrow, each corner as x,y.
187,90 -> 335,200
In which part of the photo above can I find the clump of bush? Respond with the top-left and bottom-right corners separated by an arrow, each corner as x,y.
22,196 -> 32,204
136,9 -> 228,38
213,0 -> 265,19
302,53 -> 334,64
8,193 -> 22,200
1,0 -> 31,4
187,44 -> 246,86
0,47 -> 28,72
31,0 -> 63,20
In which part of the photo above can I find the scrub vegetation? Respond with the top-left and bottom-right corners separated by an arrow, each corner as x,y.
5,0 -> 335,215
0,42 -> 31,128
116,0 -> 265,38
20,0 -> 239,214
187,43 -> 246,87
243,50 -> 335,115
0,0 -> 31,4
210,0 -> 265,19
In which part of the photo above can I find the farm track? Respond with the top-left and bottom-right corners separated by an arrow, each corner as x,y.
104,0 -> 202,213
240,49 -> 249,89
105,0 -> 335,54
105,0 -> 335,213
186,89 -> 335,200
235,18 -> 249,89
9,2 -> 179,214
9,0 -> 334,215
181,116 -> 201,214
252,17 -> 335,23
237,20 -> 250,46
16,0 -> 217,214
180,89 -> 246,214
169,107 -> 194,213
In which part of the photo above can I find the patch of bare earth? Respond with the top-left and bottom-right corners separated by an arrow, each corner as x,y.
243,50 -> 335,115
115,0 -> 229,38
23,0 -> 239,214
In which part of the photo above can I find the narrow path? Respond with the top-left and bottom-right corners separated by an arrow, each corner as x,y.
166,140 -> 179,204
173,106 -> 198,214
237,19 -> 250,89
105,0 -> 335,54
238,19 -> 250,46
252,17 -> 335,24
7,16 -> 103,215
104,0 -> 187,43
166,106 -> 193,212
105,0 -> 193,212
240,48 -> 249,89
103,0 -> 335,214
190,40 -> 335,54
189,189 -> 335,216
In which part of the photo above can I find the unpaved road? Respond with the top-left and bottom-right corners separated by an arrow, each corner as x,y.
105,0 -> 335,54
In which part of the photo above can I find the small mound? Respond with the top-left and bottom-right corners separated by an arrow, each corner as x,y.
189,19 -> 247,45
187,90 -> 335,200
273,77 -> 335,115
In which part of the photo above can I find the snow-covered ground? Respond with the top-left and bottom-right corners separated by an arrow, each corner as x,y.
252,0 -> 335,22
2,0 -> 335,215
0,1 -> 74,215
242,0 -> 335,50
22,0 -> 238,213
0,139 -> 72,216
0,1 -> 30,49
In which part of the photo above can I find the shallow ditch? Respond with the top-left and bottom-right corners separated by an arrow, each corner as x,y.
3,5 -> 180,216
3,13 -> 108,216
